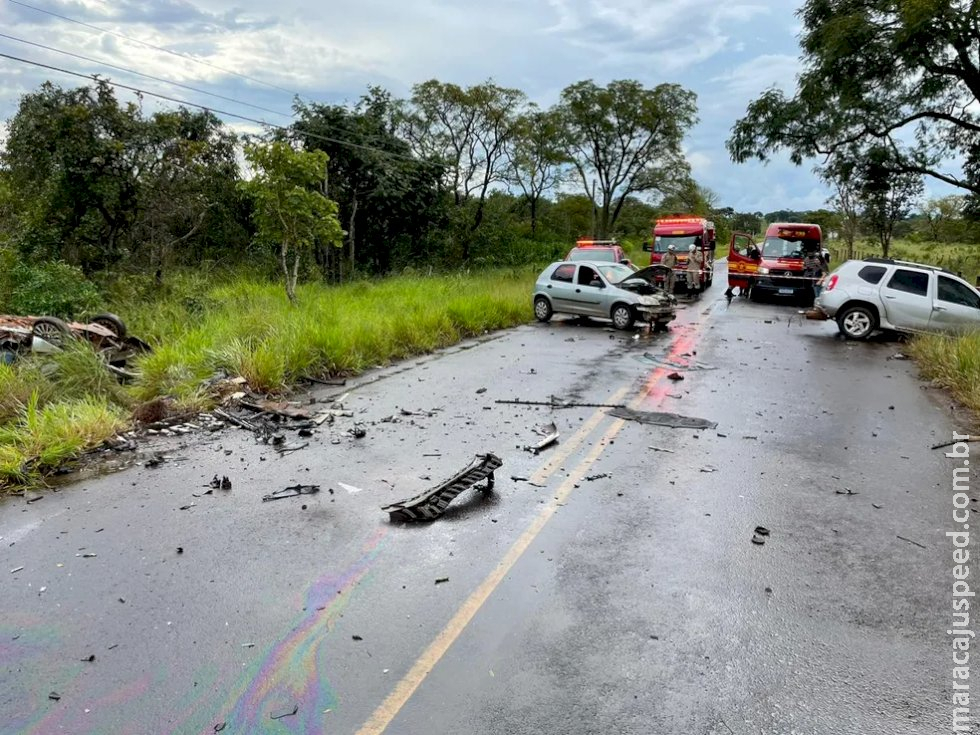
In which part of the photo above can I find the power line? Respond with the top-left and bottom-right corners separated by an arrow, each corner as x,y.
7,0 -> 298,96
0,31 -> 293,118
0,51 -> 442,168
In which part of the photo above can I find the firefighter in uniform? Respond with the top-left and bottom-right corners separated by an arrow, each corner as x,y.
661,244 -> 678,293
686,243 -> 703,298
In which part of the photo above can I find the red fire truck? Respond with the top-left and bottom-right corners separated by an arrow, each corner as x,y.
727,222 -> 823,300
642,216 -> 716,291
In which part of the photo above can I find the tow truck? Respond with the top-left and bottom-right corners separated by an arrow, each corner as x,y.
727,222 -> 823,301
642,216 -> 716,292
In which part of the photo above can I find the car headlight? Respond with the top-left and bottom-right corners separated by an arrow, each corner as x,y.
757,267 -> 770,275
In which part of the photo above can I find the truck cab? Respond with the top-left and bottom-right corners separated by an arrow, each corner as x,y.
727,223 -> 823,300
642,216 -> 716,292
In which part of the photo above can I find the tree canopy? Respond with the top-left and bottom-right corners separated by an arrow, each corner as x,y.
727,0 -> 980,197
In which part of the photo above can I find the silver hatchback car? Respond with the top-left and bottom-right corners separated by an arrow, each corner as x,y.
533,261 -> 676,331
815,258 -> 980,339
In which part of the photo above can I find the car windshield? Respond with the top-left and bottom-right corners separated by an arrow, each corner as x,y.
763,237 -> 819,259
653,235 -> 698,253
569,248 -> 616,262
598,263 -> 636,283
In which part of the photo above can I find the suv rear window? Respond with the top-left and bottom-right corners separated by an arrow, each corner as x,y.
551,264 -> 575,282
857,265 -> 886,284
938,276 -> 980,309
886,268 -> 929,296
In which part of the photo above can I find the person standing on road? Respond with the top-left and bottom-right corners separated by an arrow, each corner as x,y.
804,250 -> 826,300
686,243 -> 703,299
661,244 -> 678,293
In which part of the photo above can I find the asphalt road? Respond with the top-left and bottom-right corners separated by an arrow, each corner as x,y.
0,261 -> 969,735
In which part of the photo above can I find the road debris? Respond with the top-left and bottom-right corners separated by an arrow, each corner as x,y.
10,566 -> 24,573
435,577 -> 449,584
609,407 -> 717,430
274,442 -> 309,455
48,692 -> 61,701
667,372 -> 684,381
495,398 -> 627,409
525,422 -> 559,454
241,399 -> 313,421
835,488 -> 858,496
349,426 -> 367,439
931,436 -> 980,450
897,535 -> 927,549
214,723 -> 226,732
752,526 -> 770,545
338,482 -> 363,494
262,485 -> 321,502
584,473 -> 610,481
648,446 -> 675,453
270,704 -> 298,720
303,375 -> 346,386
382,453 -> 503,522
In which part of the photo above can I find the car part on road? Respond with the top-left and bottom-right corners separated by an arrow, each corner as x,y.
495,398 -> 628,409
274,442 -> 309,455
270,704 -> 298,720
667,372 -> 684,381
931,436 -> 979,450
525,422 -> 559,454
262,484 -> 321,502
609,407 -> 717,430
896,534 -> 927,549
382,453 -> 503,522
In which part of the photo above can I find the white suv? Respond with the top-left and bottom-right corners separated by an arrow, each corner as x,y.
816,258 -> 980,339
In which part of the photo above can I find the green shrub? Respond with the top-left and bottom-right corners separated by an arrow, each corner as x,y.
7,260 -> 102,317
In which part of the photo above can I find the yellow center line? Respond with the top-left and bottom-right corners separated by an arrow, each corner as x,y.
355,410 -> 630,735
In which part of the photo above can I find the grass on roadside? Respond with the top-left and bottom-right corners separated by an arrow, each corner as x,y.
0,268 -> 536,492
908,332 -> 980,417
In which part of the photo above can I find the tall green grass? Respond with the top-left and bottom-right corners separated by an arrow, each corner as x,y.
0,268 -> 535,492
909,332 -> 980,417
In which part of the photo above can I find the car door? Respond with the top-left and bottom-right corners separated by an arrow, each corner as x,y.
571,264 -> 606,316
726,232 -> 758,290
930,275 -> 980,334
879,267 -> 933,331
543,263 -> 578,313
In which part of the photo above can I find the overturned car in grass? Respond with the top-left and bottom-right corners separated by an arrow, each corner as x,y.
0,313 -> 150,374
533,261 -> 677,331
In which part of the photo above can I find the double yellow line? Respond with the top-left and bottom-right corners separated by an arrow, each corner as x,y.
356,385 -> 636,734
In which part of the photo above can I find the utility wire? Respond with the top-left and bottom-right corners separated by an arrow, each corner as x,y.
7,0 -> 298,96
0,31 -> 293,118
0,51 -> 442,168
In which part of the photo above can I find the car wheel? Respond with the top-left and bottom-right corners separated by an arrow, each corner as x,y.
31,316 -> 71,347
533,296 -> 553,323
91,312 -> 127,339
611,303 -> 634,330
836,305 -> 876,340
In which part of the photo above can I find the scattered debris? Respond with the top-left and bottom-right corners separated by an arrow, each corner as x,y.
525,422 -> 559,454
302,375 -> 346,386
667,372 -> 684,381
25,491 -> 42,503
241,399 -> 314,421
270,705 -> 298,720
48,692 -> 61,701
648,446 -> 675,453
888,353 -> 910,360
145,453 -> 166,468
274,442 -> 309,455
495,398 -> 627,409
10,566 -> 24,574
476,387 -> 487,394
82,654 -> 95,662
338,482 -> 363,494
382,453 -> 503,522
435,577 -> 449,585
751,526 -> 770,546
699,466 -> 716,473
897,535 -> 927,549
835,488 -> 858,496
176,547 -> 184,554
872,503 -> 882,509
262,485 -> 321,502
214,723 -> 226,733
609,407 -> 717,430
349,426 -> 367,439
931,436 -> 979,450
352,635 -> 363,641
584,473 -> 609,481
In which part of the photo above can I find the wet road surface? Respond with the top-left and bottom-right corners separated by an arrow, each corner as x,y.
0,262 -> 966,734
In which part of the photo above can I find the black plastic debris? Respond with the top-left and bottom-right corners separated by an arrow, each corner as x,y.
214,723 -> 226,733
209,475 -> 221,489
752,526 -> 770,546
262,485 -> 321,502
48,692 -> 60,701
525,422 -> 559,454
145,453 -> 166,468
82,654 -> 95,662
352,635 -> 363,641
382,453 -> 503,522
584,473 -> 609,481
609,407 -> 717,430
350,426 -> 367,439
270,704 -> 298,720
220,476 -> 232,490
667,372 -> 684,381
435,577 -> 449,584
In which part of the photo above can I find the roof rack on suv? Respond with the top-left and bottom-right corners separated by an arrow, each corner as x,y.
861,256 -> 955,275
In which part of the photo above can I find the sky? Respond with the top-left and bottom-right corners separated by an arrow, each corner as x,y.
0,0 -> 891,213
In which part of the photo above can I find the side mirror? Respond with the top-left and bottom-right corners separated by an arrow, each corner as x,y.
641,242 -> 652,252
620,258 -> 631,265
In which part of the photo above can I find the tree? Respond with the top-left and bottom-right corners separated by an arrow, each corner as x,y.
556,80 -> 698,239
506,108 -> 567,236
922,195 -> 967,242
241,141 -> 343,303
292,89 -> 443,277
849,147 -> 923,256
728,1 -> 980,199
400,80 -> 525,257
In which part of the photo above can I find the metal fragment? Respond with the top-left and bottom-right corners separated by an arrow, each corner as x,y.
382,453 -> 503,522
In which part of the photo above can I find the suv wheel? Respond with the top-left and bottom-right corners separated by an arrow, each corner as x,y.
837,305 -> 876,340
611,303 -> 635,330
534,296 -> 553,323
